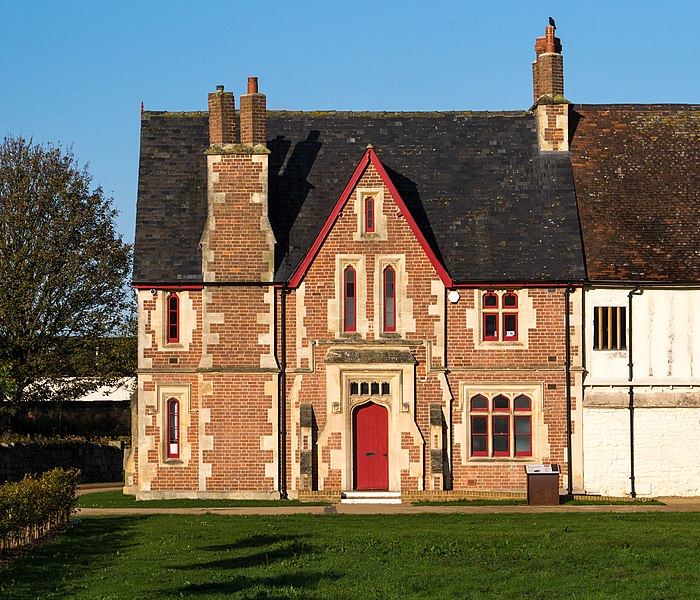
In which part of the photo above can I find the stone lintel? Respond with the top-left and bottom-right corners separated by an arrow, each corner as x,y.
325,348 -> 417,364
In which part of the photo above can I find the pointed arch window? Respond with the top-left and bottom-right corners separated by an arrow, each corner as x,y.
383,266 -> 396,332
365,196 -> 375,233
344,266 -> 356,332
166,293 -> 179,343
469,392 -> 532,458
469,395 -> 489,457
167,398 -> 180,459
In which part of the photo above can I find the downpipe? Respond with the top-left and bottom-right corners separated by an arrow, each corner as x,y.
627,286 -> 643,498
564,283 -> 573,497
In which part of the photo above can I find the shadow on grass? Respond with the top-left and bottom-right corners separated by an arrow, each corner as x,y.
0,516 -> 138,599
171,533 -> 338,597
202,533 -> 307,552
179,570 -> 339,597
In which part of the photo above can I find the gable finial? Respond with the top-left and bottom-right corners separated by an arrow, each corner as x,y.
366,143 -> 374,149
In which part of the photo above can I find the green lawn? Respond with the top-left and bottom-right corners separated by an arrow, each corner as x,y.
77,490 -> 329,509
1,513 -> 699,599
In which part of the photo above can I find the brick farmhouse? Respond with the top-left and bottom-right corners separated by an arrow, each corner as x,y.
127,24 -> 700,500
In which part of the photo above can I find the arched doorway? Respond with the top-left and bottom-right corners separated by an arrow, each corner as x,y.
353,402 -> 389,490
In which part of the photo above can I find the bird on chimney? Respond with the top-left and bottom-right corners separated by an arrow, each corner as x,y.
549,16 -> 556,29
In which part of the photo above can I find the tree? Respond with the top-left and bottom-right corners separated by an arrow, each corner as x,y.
0,135 -> 133,425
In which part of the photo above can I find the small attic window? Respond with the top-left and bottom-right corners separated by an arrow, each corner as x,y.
365,197 -> 375,233
356,189 -> 384,241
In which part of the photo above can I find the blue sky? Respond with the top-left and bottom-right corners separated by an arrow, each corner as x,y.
2,1 -> 698,245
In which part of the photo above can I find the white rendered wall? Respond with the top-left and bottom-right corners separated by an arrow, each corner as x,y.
584,288 -> 700,386
583,406 -> 700,497
583,288 -> 700,497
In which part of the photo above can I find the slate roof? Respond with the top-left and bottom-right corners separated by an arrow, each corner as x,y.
134,110 -> 586,284
135,113 -> 209,283
570,105 -> 700,281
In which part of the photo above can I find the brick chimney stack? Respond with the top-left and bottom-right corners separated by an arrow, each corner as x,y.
531,23 -> 569,152
208,85 -> 236,146
240,77 -> 267,147
532,25 -> 563,102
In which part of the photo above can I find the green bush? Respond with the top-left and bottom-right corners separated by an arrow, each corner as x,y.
0,467 -> 80,551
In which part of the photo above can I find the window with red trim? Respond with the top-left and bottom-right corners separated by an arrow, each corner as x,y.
166,293 -> 179,343
383,266 -> 396,332
469,395 -> 488,456
514,395 -> 532,456
365,196 -> 375,233
469,393 -> 532,458
344,266 -> 356,332
167,398 -> 180,459
482,291 -> 519,342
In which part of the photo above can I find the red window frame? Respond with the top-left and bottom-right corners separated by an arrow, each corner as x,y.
514,395 -> 532,457
167,398 -> 180,459
365,196 -> 375,233
502,292 -> 518,308
469,393 -> 532,458
167,293 -> 179,343
483,292 -> 499,308
492,415 -> 510,456
482,291 -> 519,342
483,313 -> 499,341
470,395 -> 489,457
503,313 -> 518,341
344,266 -> 356,332
383,266 -> 396,332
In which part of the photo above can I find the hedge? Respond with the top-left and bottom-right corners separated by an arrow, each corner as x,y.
0,468 -> 80,552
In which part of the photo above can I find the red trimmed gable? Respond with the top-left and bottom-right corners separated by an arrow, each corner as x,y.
288,146 -> 452,288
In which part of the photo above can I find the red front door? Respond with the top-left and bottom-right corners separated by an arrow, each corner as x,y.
353,402 -> 389,490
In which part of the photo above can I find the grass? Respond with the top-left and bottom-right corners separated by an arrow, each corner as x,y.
413,498 -> 526,506
412,497 -> 664,507
563,498 -> 664,506
77,490 -> 329,509
1,513 -> 699,599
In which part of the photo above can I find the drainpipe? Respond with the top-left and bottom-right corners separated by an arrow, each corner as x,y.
627,286 -> 643,498
564,283 -> 573,497
278,284 -> 288,499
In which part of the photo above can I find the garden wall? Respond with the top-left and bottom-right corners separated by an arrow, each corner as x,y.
0,440 -> 124,483
10,400 -> 130,438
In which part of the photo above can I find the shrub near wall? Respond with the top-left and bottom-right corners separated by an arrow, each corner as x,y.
0,468 -> 79,552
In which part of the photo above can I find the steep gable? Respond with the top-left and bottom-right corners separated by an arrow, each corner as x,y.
288,146 -> 451,288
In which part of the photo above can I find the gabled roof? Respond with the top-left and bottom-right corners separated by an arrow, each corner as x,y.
134,110 -> 586,285
287,146 -> 452,288
570,105 -> 700,282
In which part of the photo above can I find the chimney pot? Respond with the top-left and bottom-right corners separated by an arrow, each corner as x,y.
532,23 -> 564,101
208,85 -> 236,145
240,77 -> 266,146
